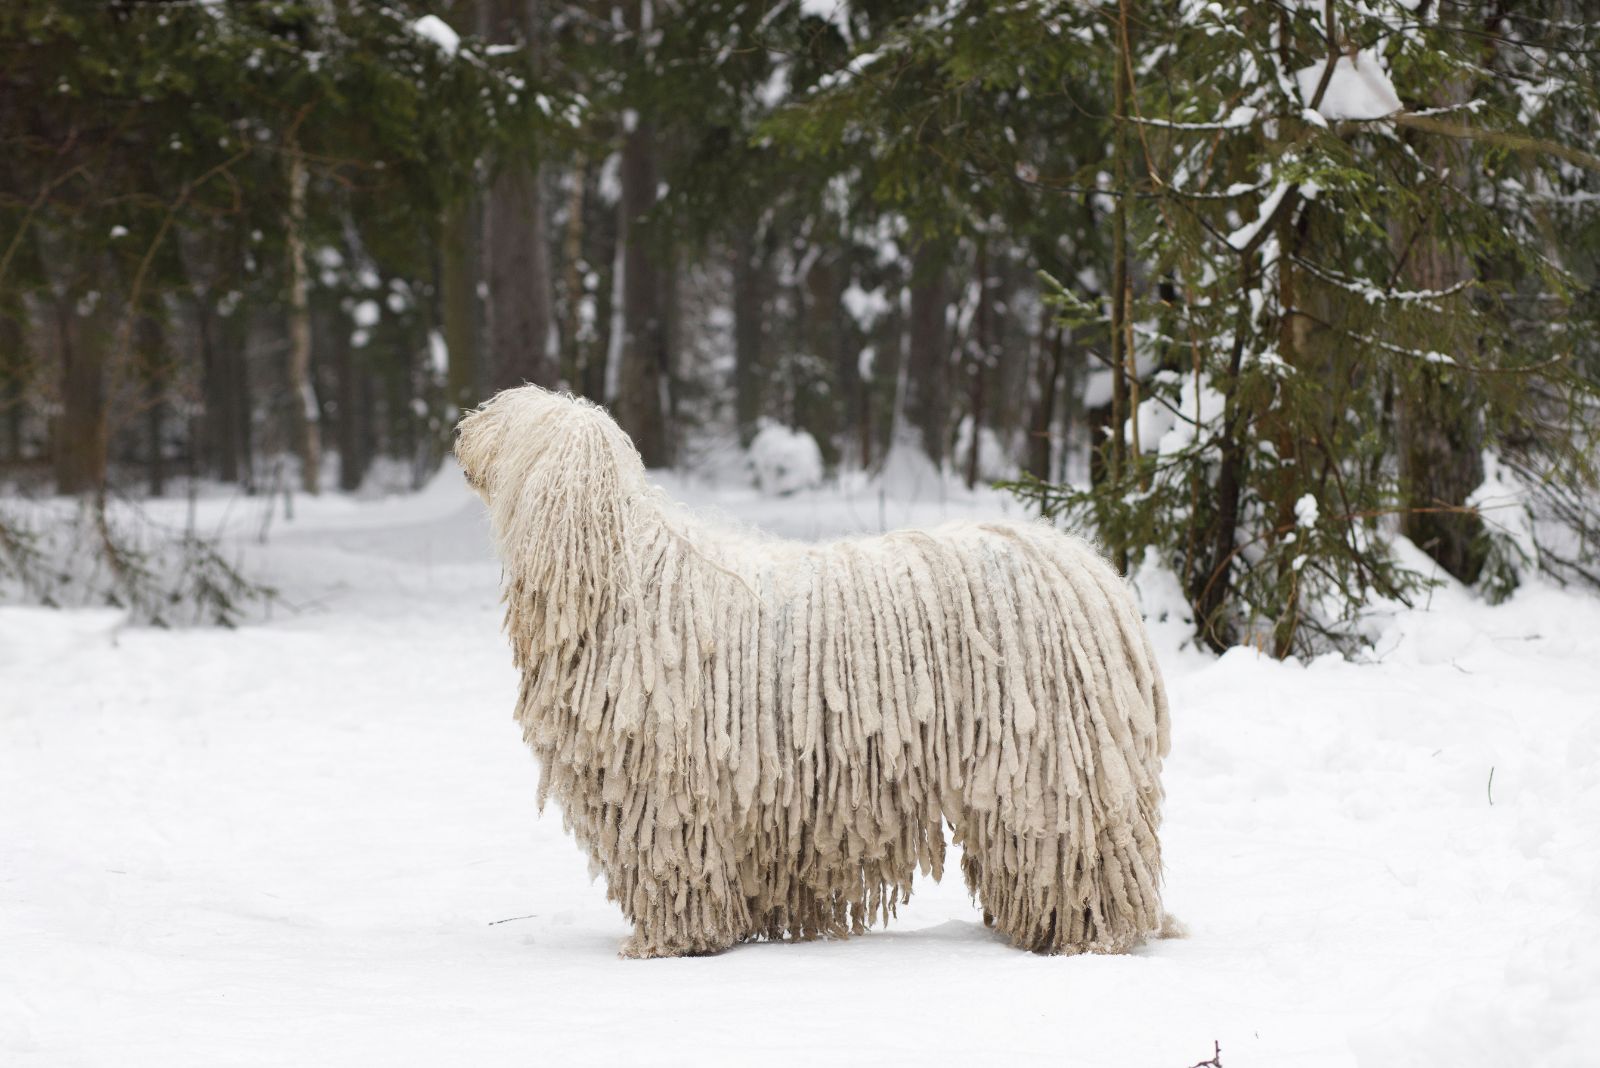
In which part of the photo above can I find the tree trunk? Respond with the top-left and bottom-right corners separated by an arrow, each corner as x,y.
52,292 -> 110,496
821,259 -> 857,468
1106,0 -> 1133,516
1027,320 -> 1066,480
613,111 -> 670,467
286,140 -> 321,494
195,297 -> 236,483
869,275 -> 907,469
1192,275 -> 1254,652
581,160 -> 617,403
991,255 -> 1031,449
235,310 -> 258,491
441,198 -> 481,414
1398,357 -> 1485,582
732,228 -> 767,446
904,245 -> 949,465
1395,39 -> 1485,584
662,241 -> 683,454
138,316 -> 166,497
482,161 -> 556,390
559,159 -> 588,390
479,0 -> 556,393
1271,199 -> 1308,658
0,314 -> 25,467
798,251 -> 845,466
334,312 -> 365,492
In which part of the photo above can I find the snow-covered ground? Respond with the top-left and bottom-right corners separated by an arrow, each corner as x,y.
3,469 -> 1597,1067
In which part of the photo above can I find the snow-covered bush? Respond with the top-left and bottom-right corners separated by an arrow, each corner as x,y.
747,421 -> 824,495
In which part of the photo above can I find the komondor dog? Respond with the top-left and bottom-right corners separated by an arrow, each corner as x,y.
457,385 -> 1171,958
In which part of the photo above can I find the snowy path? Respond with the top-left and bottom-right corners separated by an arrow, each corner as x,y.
3,474 -> 1597,1067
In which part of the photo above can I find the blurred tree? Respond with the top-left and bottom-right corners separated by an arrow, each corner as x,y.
479,0 -> 557,393
999,0 -> 1600,654
0,0 -> 539,500
4,0 -> 1597,650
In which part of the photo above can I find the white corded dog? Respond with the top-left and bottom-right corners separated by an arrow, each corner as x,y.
457,385 -> 1172,958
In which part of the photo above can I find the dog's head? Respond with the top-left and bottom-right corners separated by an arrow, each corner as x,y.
455,386 -> 643,643
455,385 -> 639,505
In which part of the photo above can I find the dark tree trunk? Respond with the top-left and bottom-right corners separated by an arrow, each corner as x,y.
1398,371 -> 1485,582
53,293 -> 109,496
479,0 -> 555,392
904,245 -> 950,465
145,401 -> 164,496
824,262 -> 859,469
138,316 -> 167,497
1192,284 -> 1254,652
732,228 -> 768,446
1394,73 -> 1485,583
799,251 -> 846,466
867,270 -> 907,469
482,161 -> 556,390
663,242 -> 683,453
441,199 -> 482,413
1106,2 -> 1133,511
234,312 -> 256,491
558,157 -> 588,390
195,298 -> 237,483
992,255 -> 1031,448
1,314 -> 25,467
579,159 -> 616,403
1027,321 -> 1066,480
613,110 -> 669,467
334,315 -> 365,491
358,358 -> 377,475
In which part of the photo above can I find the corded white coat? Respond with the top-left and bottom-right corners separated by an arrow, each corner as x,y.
458,385 -> 1171,957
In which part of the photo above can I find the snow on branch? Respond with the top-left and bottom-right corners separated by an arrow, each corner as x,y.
1294,50 -> 1401,121
1226,183 -> 1290,251
410,15 -> 460,57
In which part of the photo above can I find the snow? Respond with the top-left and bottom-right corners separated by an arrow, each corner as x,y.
1126,370 -> 1226,457
856,344 -> 875,381
800,0 -> 849,34
841,282 -> 891,330
1227,182 -> 1290,250
1469,452 -> 1537,565
1296,50 -> 1403,122
756,62 -> 790,109
409,15 -> 460,58
427,329 -> 449,377
1294,492 -> 1319,528
4,468 -> 1599,1066
746,421 -> 824,495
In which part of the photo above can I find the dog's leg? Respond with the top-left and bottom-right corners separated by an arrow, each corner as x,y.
958,816 -> 1162,955
608,805 -> 752,959
617,883 -> 744,959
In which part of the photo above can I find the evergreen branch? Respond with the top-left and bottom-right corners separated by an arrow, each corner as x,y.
1389,112 -> 1600,175
1290,255 -> 1474,307
0,162 -> 89,289
1296,309 -> 1570,376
